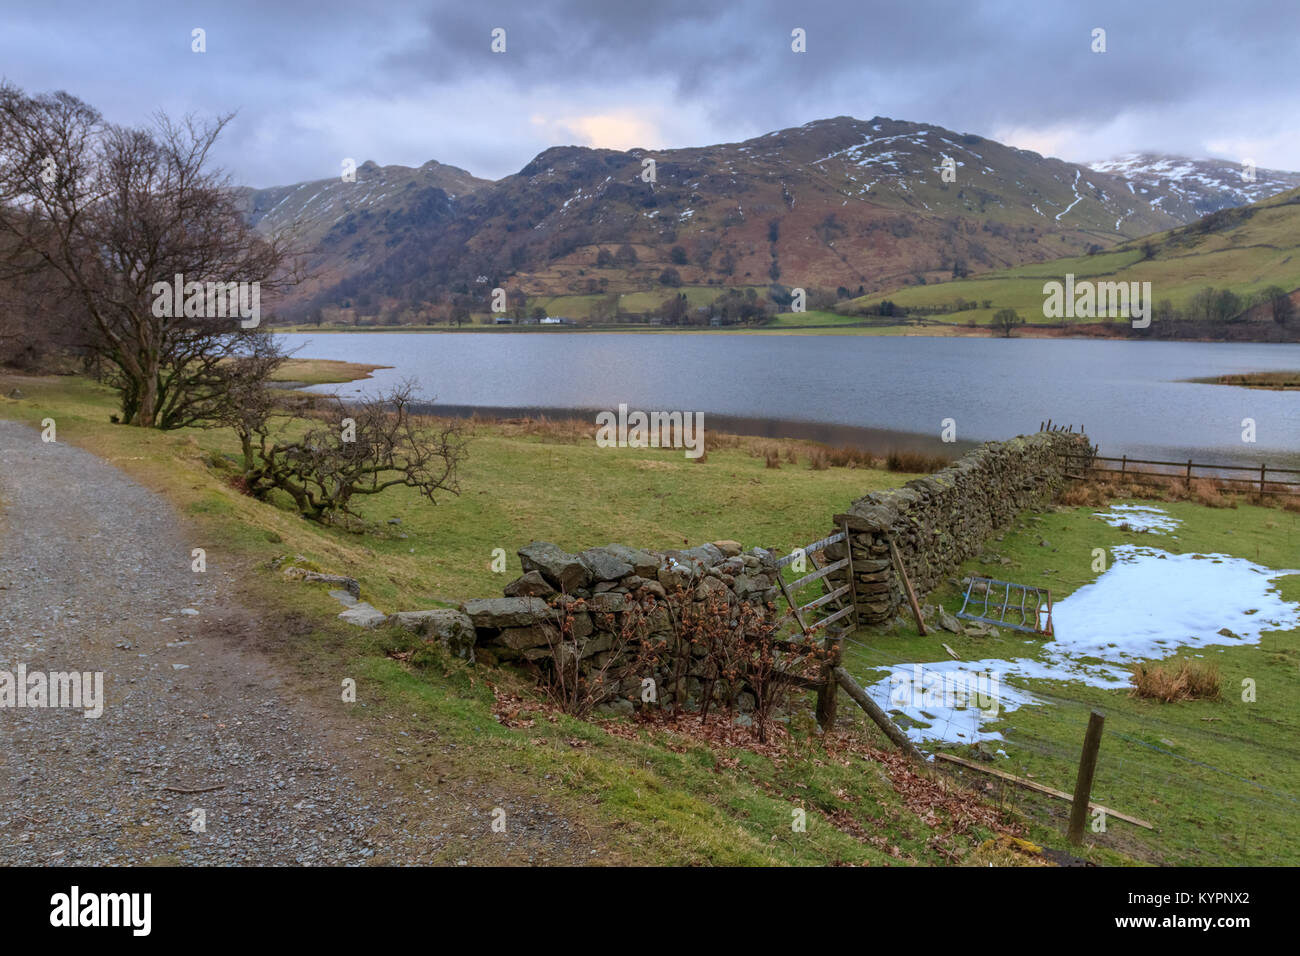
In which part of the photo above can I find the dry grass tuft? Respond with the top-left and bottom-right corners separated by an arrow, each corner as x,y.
1130,659 -> 1222,703
886,449 -> 950,473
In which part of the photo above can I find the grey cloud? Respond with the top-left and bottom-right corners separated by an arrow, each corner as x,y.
1,0 -> 1297,185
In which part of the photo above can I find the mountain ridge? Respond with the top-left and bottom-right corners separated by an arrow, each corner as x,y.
245,116 -> 1300,319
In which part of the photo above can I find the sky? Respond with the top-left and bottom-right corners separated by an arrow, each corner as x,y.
4,0 -> 1299,188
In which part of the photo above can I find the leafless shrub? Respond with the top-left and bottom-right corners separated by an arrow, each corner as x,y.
226,374 -> 467,523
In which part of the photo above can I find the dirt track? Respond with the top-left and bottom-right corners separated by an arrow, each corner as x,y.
0,418 -> 597,865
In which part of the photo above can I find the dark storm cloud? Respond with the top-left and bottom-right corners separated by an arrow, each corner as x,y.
2,0 -> 1297,186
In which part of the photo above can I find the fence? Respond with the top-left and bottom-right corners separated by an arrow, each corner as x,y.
830,629 -> 1300,865
774,524 -> 859,728
1064,450 -> 1300,496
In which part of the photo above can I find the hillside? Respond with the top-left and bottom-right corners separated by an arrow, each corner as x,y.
238,160 -> 491,312
1089,153 -> 1300,221
840,185 -> 1300,339
248,117 -> 1300,319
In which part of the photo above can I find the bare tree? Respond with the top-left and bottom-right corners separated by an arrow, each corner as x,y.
0,83 -> 298,426
225,378 -> 468,523
1262,285 -> 1294,326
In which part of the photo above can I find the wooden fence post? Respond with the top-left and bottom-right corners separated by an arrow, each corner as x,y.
1067,711 -> 1106,845
833,667 -> 923,762
1261,464 -> 1267,496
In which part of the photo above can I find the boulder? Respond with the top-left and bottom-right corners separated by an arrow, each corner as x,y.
517,541 -> 590,591
462,596 -> 555,629
712,539 -> 742,557
387,608 -> 477,659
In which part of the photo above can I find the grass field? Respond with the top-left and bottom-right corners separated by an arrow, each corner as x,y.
839,496 -> 1300,865
4,367 -> 1294,865
3,369 -> 1052,866
842,188 -> 1300,329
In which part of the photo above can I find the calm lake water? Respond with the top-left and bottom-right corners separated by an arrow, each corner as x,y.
279,333 -> 1300,466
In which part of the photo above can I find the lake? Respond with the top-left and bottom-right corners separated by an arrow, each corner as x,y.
279,332 -> 1300,466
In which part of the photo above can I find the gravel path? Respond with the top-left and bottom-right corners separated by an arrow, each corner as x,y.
0,419 -> 598,865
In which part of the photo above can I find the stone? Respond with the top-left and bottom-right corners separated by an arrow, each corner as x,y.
387,609 -> 477,659
462,596 -> 555,628
339,602 -> 387,628
578,546 -> 635,581
657,566 -> 687,592
503,571 -> 557,598
493,625 -> 554,651
594,699 -> 635,718
584,592 -> 628,614
693,575 -> 731,603
282,566 -> 361,599
328,589 -> 358,607
599,544 -> 662,578
638,580 -> 667,600
664,543 -> 724,569
712,539 -> 742,557
518,542 -> 590,591
937,606 -> 963,634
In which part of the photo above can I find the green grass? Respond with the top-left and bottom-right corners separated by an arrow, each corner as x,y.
839,498 -> 1300,865
4,369 -> 1077,866
11,370 -> 1288,864
843,188 -> 1300,327
0,374 -> 919,608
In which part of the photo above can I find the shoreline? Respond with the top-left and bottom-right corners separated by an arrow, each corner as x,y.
269,323 -> 1300,343
286,360 -> 1300,469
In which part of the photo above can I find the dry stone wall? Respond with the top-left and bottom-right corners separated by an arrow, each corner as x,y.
466,540 -> 785,712
824,431 -> 1089,624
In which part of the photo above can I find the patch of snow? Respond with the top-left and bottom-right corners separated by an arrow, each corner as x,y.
857,545 -> 1300,748
1056,169 -> 1084,220
1093,504 -> 1179,533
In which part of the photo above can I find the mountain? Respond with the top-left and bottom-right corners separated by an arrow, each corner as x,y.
1089,153 -> 1300,221
245,118 -> 1299,319
840,185 -> 1300,340
238,159 -> 490,309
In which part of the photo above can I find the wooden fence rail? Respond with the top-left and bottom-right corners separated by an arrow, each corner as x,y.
1064,451 -> 1300,496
